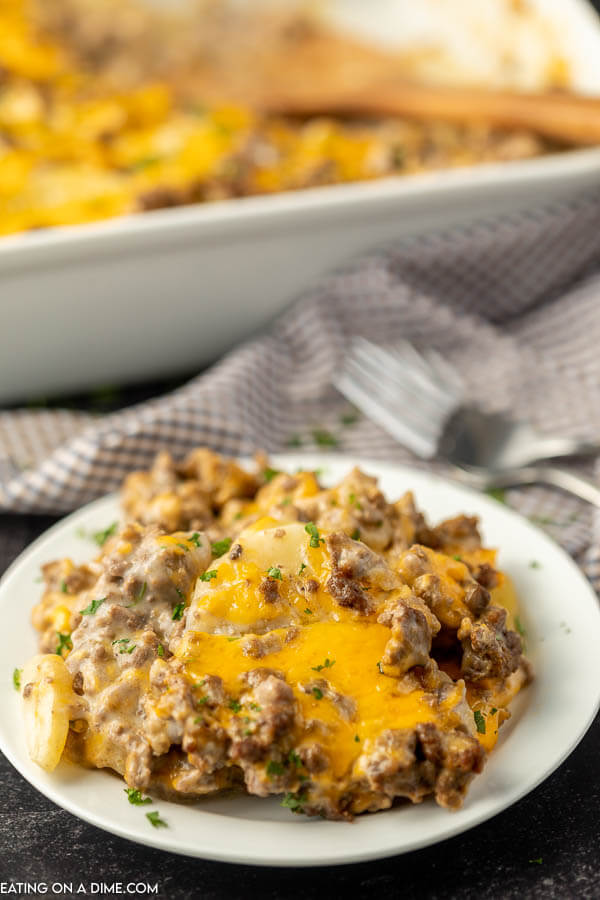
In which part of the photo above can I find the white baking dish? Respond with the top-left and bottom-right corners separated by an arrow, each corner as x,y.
2,0 -> 600,404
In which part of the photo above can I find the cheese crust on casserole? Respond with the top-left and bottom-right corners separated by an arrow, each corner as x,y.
22,450 -> 530,820
1,0 -> 558,237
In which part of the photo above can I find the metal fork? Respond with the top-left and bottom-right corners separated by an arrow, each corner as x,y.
334,338 -> 600,507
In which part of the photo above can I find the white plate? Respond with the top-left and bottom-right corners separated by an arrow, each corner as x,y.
1,456 -> 599,867
3,0 -> 600,403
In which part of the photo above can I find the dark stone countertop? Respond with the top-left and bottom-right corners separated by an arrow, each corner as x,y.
1,512 -> 599,899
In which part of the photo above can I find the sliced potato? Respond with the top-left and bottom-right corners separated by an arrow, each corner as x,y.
21,653 -> 74,772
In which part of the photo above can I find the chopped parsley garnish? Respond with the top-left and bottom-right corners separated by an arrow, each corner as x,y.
312,687 -> 323,700
491,707 -> 498,715
311,658 -> 335,672
227,636 -> 240,642
172,602 -> 185,621
348,492 -> 362,510
266,760 -> 285,777
193,716 -> 204,725
281,497 -> 292,506
529,560 -> 541,569
61,579 -> 69,594
56,632 -> 73,656
157,643 -> 165,658
376,661 -> 384,674
146,811 -> 168,829
124,788 -> 152,806
211,538 -> 232,557
266,567 -> 282,580
515,616 -> 526,637
229,699 -> 242,714
197,696 -> 209,706
249,703 -> 262,711
13,668 -> 21,691
312,428 -> 339,448
486,488 -> 506,504
263,467 -> 280,483
80,596 -> 106,616
298,563 -> 307,575
112,638 -> 136,654
340,410 -> 359,426
350,528 -> 361,541
304,608 -> 313,615
199,570 -> 218,582
281,791 -> 306,813
529,858 -> 543,865
176,543 -> 189,552
92,521 -> 118,546
452,555 -> 463,562
354,734 -> 360,743
288,750 -> 302,768
305,522 -> 324,549
175,587 -> 185,599
190,532 -> 202,547
473,710 -> 486,734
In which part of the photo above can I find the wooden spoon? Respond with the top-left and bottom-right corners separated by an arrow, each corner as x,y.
261,82 -> 600,146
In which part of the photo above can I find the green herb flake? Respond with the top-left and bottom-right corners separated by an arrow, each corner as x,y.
304,608 -> 313,615
266,567 -> 282,580
13,668 -> 22,691
304,522 -> 323,549
187,533 -> 201,548
348,492 -> 363,510
175,587 -> 185,600
200,570 -> 218,582
80,596 -> 107,616
249,703 -> 262,711
157,643 -> 165,658
281,496 -> 292,506
112,637 -> 136,654
124,788 -> 152,806
473,710 -> 486,735
491,707 -> 498,715
193,716 -> 204,725
286,435 -> 303,448
529,858 -> 543,865
529,560 -> 541,569
227,636 -> 240,642
266,760 -> 285,777
312,658 -> 335,672
298,563 -> 307,575
452,555 -> 463,562
172,602 -> 185,621
281,791 -> 305,813
350,528 -> 361,541
515,616 -> 527,638
176,543 -> 189,552
197,696 -> 209,706
288,750 -> 302,768
92,521 -> 118,547
211,537 -> 232,557
340,410 -> 359,426
55,632 -> 73,656
312,428 -> 339,448
376,661 -> 384,674
354,734 -> 360,743
263,467 -> 280,483
146,811 -> 168,829
229,699 -> 242,714
486,488 -> 506,504
312,687 -> 323,700
60,579 -> 69,594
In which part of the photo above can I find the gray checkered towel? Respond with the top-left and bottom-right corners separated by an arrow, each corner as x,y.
1,189 -> 600,589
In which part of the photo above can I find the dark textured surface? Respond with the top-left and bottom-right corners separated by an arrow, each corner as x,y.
1,512 -> 599,898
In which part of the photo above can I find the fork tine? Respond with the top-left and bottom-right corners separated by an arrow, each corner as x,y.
335,339 -> 463,459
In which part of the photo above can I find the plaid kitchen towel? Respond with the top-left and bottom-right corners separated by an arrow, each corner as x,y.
1,188 -> 600,588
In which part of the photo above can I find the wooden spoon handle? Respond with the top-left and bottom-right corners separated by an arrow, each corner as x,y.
264,83 -> 600,146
